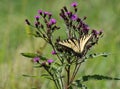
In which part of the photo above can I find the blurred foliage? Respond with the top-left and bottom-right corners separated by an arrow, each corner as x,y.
0,0 -> 120,89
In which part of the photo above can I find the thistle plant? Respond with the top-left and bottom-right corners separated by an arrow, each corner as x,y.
22,2 -> 120,89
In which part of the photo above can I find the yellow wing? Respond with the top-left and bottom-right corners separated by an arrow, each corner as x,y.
58,34 -> 92,54
58,39 -> 80,53
79,34 -> 92,53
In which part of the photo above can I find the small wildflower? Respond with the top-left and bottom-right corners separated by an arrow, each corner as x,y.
49,18 -> 56,25
48,13 -> 52,19
65,12 -> 72,18
38,10 -> 42,15
35,22 -> 38,28
63,6 -> 68,12
61,9 -> 65,14
44,11 -> 49,15
25,19 -> 31,25
33,57 -> 40,63
66,12 -> 70,15
43,11 -> 50,18
71,2 -> 78,7
51,50 -> 57,55
47,59 -> 54,64
92,30 -> 100,36
71,14 -> 78,20
99,30 -> 103,35
83,16 -> 87,20
77,18 -> 81,22
35,15 -> 40,21
35,21 -> 40,28
83,27 -> 89,34
41,62 -> 47,66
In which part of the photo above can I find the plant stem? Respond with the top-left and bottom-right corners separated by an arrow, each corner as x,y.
67,61 -> 82,88
44,67 -> 60,89
54,72 -> 63,89
67,65 -> 70,87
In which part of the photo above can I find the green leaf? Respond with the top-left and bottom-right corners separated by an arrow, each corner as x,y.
85,52 -> 110,59
33,65 -> 42,68
78,53 -> 110,64
69,86 -> 73,89
22,74 -> 36,77
41,74 -> 53,80
21,53 -> 38,58
73,80 -> 87,89
81,74 -> 120,82
41,74 -> 50,77
21,53 -> 47,60
73,80 -> 82,88
39,55 -> 47,60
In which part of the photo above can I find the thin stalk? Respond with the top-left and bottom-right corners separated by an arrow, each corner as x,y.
70,63 -> 81,85
51,44 -> 64,89
54,73 -> 63,89
59,73 -> 64,89
66,65 -> 71,89
49,41 -> 64,89
44,67 -> 60,89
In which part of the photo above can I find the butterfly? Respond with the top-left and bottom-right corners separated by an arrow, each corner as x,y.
58,34 -> 92,55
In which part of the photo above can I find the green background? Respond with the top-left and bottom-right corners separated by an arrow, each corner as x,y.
0,0 -> 120,89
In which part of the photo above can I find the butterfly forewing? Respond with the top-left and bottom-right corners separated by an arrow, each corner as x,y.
58,39 -> 80,53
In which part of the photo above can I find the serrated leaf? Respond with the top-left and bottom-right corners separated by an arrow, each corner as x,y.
85,52 -> 110,59
81,74 -> 120,82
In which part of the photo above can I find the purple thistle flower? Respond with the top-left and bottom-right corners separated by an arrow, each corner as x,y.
33,57 -> 40,63
35,22 -> 38,28
83,24 -> 90,34
51,50 -> 57,55
43,11 -> 51,18
44,11 -> 49,15
35,15 -> 40,21
66,12 -> 70,15
92,30 -> 99,36
34,21 -> 40,28
71,2 -> 78,7
47,59 -> 54,64
38,10 -> 43,15
49,18 -> 56,25
71,14 -> 78,20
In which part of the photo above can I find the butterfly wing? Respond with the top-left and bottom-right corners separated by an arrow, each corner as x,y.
58,39 -> 80,53
79,34 -> 92,53
58,34 -> 91,54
